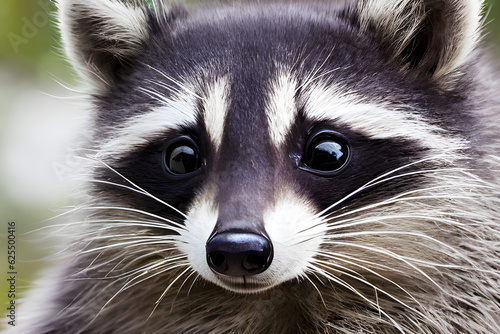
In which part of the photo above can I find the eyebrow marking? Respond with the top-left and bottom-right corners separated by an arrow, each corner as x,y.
266,70 -> 298,148
96,92 -> 198,160
303,83 -> 466,155
203,76 -> 230,152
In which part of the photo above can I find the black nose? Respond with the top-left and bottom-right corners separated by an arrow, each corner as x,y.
206,231 -> 273,276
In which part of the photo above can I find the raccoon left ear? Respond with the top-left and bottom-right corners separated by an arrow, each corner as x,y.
356,0 -> 485,80
57,0 -> 181,89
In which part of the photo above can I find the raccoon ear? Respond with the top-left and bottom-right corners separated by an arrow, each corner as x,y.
57,0 -> 160,88
356,0 -> 484,80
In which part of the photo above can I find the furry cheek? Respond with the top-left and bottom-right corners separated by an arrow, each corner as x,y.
263,189 -> 327,285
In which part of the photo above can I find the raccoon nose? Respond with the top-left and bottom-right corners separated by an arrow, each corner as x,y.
206,231 -> 273,276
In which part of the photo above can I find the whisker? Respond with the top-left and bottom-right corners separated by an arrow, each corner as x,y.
93,257 -> 189,321
314,257 -> 432,326
322,241 -> 445,293
146,78 -> 185,97
148,266 -> 193,321
316,157 -> 464,218
143,64 -> 203,100
316,251 -> 424,309
302,274 -> 327,308
296,46 -> 337,93
80,238 -> 180,254
187,274 -> 202,297
91,272 -> 149,323
23,205 -> 88,235
175,269 -> 198,299
85,219 -> 182,231
326,214 -> 467,229
308,263 -> 406,333
120,258 -> 189,294
91,159 -> 188,219
323,183 -> 488,223
79,206 -> 186,230
324,230 -> 461,255
137,86 -> 172,104
76,255 -> 172,281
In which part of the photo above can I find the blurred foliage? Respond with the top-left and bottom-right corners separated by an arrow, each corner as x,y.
486,0 -> 500,49
0,0 -> 68,81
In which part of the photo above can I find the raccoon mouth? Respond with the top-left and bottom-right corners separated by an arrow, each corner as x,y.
213,274 -> 275,294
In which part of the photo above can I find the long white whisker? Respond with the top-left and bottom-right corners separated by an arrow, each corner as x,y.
325,230 -> 461,255
316,157 -> 460,217
322,241 -> 445,293
137,86 -> 173,104
80,206 -> 186,230
81,238 -> 180,254
326,213 -> 467,229
316,251 -> 424,309
94,256 -> 188,321
143,64 -> 203,100
146,78 -> 185,97
146,265 -> 192,322
323,184 -> 487,223
309,263 -> 406,333
90,159 -> 188,219
302,274 -> 327,307
314,258 -> 424,319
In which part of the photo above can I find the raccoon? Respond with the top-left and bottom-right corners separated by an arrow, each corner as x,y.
11,0 -> 500,333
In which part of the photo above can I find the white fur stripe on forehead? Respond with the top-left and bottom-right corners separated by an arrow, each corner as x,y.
203,76 -> 230,152
266,71 -> 298,147
95,93 -> 198,160
304,83 -> 466,154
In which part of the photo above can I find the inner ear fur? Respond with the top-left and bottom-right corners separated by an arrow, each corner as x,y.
57,0 -> 171,89
356,0 -> 484,80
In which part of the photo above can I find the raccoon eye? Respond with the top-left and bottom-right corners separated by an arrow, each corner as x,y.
301,130 -> 350,175
163,138 -> 201,176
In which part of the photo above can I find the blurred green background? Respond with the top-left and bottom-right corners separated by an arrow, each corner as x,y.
1,0 -> 499,330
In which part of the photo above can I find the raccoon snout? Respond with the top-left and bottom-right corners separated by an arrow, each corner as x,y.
206,231 -> 273,277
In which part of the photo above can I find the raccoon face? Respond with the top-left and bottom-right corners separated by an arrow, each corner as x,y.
55,0 -> 500,332
60,0 -> 478,288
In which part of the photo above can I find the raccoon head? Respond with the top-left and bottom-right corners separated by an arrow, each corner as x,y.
59,0 -> 489,301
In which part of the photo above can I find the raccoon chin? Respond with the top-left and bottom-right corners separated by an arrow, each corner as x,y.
211,275 -> 280,294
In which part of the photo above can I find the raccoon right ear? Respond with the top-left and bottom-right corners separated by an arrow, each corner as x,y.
57,0 -> 181,89
355,0 -> 485,81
